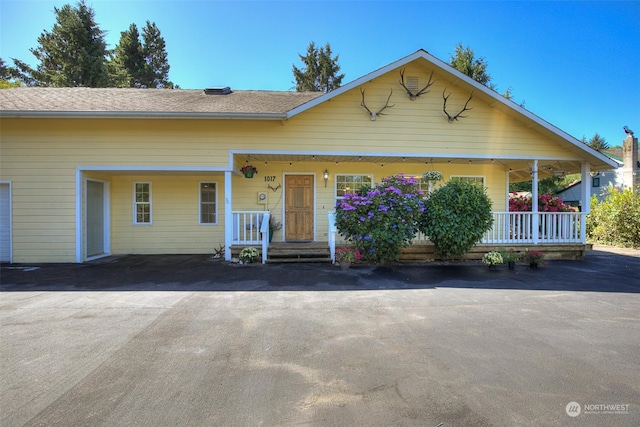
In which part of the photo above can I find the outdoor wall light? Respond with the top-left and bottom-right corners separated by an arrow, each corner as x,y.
323,169 -> 329,187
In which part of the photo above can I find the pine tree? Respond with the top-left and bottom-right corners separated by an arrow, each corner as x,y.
292,42 -> 344,92
587,133 -> 609,151
449,43 -> 492,87
15,1 -> 109,87
110,24 -> 145,87
140,21 -> 173,88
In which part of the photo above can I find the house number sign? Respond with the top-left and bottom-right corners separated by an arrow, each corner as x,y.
264,176 -> 277,182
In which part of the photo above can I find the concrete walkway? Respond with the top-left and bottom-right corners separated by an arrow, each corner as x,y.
1,246 -> 639,426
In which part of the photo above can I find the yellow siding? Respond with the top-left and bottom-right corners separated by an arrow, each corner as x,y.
110,175 -> 225,255
0,61 -> 585,262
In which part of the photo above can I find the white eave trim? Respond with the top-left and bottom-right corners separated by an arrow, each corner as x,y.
0,110 -> 287,120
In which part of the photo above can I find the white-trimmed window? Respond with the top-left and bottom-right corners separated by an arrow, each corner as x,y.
199,182 -> 217,224
133,182 -> 151,224
336,174 -> 373,199
415,177 -> 436,196
450,175 -> 485,188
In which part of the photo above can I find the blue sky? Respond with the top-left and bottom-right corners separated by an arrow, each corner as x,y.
1,0 -> 638,147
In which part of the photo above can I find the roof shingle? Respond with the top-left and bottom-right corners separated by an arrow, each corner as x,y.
0,87 -> 324,116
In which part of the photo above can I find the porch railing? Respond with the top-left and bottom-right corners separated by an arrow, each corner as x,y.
328,211 -> 584,256
482,212 -> 583,244
231,210 -> 270,263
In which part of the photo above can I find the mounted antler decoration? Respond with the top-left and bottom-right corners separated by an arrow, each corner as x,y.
399,68 -> 435,100
442,89 -> 473,122
360,88 -> 394,121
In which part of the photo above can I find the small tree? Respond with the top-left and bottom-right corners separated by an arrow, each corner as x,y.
420,180 -> 493,260
334,174 -> 425,263
587,186 -> 640,248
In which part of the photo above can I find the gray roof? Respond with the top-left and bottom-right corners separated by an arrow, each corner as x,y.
0,87 -> 324,119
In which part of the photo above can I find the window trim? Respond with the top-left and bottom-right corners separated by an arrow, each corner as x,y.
449,175 -> 486,187
133,181 -> 152,225
335,174 -> 374,200
199,181 -> 218,225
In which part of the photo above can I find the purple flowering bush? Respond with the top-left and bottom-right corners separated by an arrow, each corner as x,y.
334,174 -> 425,263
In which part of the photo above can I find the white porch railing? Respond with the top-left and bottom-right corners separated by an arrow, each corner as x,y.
329,211 -> 585,253
482,212 -> 583,244
231,210 -> 270,263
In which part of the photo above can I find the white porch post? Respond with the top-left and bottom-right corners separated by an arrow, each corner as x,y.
531,160 -> 539,245
580,162 -> 591,244
224,170 -> 232,261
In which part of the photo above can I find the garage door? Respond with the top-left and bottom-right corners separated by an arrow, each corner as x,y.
0,183 -> 10,262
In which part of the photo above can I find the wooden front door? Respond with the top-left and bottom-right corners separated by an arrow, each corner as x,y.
285,175 -> 314,241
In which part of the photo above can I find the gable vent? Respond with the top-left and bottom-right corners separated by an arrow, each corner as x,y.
204,86 -> 232,95
406,76 -> 419,92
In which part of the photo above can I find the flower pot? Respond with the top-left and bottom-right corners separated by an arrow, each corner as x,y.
339,261 -> 351,270
508,261 -> 516,270
244,171 -> 254,178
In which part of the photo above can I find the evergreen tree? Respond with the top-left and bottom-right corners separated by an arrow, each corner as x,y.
15,1 -> 109,87
449,43 -> 492,87
587,133 -> 609,151
141,21 -> 173,88
111,21 -> 173,88
0,58 -> 22,88
292,42 -> 344,92
110,23 -> 145,87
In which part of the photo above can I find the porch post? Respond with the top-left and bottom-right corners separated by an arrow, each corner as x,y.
531,160 -> 539,244
580,162 -> 591,244
224,170 -> 232,261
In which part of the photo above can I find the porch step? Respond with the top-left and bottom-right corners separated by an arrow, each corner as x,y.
266,242 -> 332,263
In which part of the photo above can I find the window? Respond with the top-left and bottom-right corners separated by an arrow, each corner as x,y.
450,175 -> 485,188
200,182 -> 217,224
592,177 -> 600,187
133,182 -> 151,224
415,177 -> 436,196
336,175 -> 373,199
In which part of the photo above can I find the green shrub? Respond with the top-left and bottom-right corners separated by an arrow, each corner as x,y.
587,186 -> 640,248
420,180 -> 493,259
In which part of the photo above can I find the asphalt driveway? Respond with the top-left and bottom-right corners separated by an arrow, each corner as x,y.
1,245 -> 639,426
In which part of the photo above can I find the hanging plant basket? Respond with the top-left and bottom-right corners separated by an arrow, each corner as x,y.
240,165 -> 258,178
422,171 -> 442,181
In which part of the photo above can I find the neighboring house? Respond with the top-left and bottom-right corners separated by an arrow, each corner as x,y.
0,49 -> 617,264
557,150 -> 639,207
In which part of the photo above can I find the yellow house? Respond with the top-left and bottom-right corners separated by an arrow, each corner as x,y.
0,50 -> 617,263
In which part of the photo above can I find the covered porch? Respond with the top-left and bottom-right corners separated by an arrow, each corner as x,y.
226,151 -> 600,263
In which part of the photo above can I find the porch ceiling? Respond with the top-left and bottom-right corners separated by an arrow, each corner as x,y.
239,153 -> 588,183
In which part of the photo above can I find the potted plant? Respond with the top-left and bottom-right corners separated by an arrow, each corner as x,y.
482,251 -> 503,270
335,246 -> 361,269
240,164 -> 258,178
239,247 -> 259,264
500,248 -> 520,270
523,249 -> 545,268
